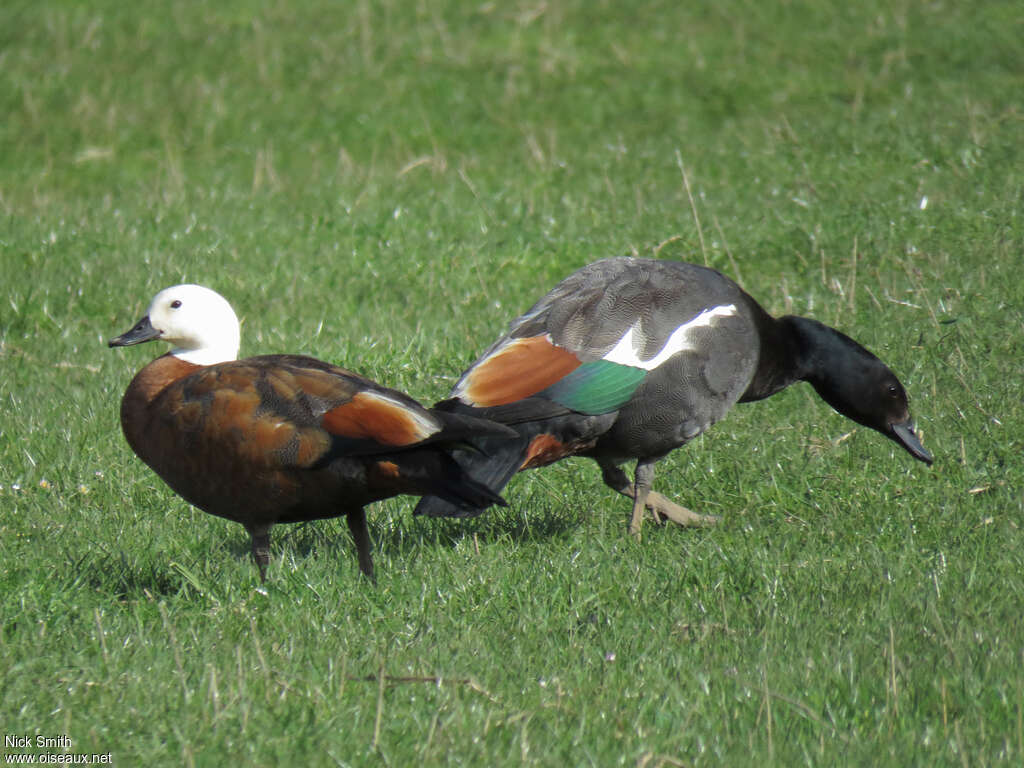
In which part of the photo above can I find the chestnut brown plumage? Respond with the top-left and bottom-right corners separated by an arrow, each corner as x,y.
109,284 -> 513,581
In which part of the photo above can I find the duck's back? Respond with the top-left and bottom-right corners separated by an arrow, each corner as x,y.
518,259 -> 749,354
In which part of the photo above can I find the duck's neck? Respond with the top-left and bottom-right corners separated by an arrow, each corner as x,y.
171,342 -> 238,366
739,314 -> 806,402
741,314 -> 880,405
742,314 -> 856,402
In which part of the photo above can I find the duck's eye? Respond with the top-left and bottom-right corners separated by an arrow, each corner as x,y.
170,300 -> 182,309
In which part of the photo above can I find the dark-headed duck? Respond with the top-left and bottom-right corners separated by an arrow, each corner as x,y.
414,257 -> 933,534
109,284 -> 514,581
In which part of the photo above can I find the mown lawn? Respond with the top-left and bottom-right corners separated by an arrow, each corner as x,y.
1,1 -> 1021,764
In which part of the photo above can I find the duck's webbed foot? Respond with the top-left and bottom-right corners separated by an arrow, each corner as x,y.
643,490 -> 720,527
597,459 -> 720,534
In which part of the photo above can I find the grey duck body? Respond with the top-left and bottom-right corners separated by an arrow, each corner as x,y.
416,257 -> 932,533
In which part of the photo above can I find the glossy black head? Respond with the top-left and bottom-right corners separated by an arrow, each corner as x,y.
788,317 -> 933,465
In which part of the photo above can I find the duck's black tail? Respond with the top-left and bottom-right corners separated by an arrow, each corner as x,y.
415,396 -> 617,518
413,433 -> 532,518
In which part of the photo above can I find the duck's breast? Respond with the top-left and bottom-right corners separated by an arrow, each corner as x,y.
123,357 -> 388,525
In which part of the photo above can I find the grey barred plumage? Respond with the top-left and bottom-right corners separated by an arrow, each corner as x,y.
416,257 -> 933,535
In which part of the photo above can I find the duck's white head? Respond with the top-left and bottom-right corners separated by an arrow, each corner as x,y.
108,284 -> 241,365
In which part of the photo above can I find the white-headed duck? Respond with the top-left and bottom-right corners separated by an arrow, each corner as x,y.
109,284 -> 514,581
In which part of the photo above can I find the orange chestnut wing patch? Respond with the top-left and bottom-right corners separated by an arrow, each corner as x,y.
520,434 -> 570,470
455,335 -> 581,407
520,432 -> 599,470
321,391 -> 439,447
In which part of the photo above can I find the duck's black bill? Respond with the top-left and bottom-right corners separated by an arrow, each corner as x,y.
890,419 -> 933,465
108,316 -> 160,347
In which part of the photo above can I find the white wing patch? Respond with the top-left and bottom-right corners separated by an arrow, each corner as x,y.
603,304 -> 737,370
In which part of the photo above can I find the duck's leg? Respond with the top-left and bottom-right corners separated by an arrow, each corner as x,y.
597,458 -> 719,529
627,459 -> 657,537
247,524 -> 273,583
346,507 -> 375,581
599,461 -> 662,525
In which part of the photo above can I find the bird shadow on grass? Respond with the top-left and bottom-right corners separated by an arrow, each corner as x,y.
62,497 -> 596,596
59,547 -> 188,600
269,497 -> 591,567
382,502 -> 588,555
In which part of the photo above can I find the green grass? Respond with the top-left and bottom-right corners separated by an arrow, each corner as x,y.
2,0 -> 1022,764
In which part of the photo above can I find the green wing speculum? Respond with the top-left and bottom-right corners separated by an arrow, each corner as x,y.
540,360 -> 647,415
